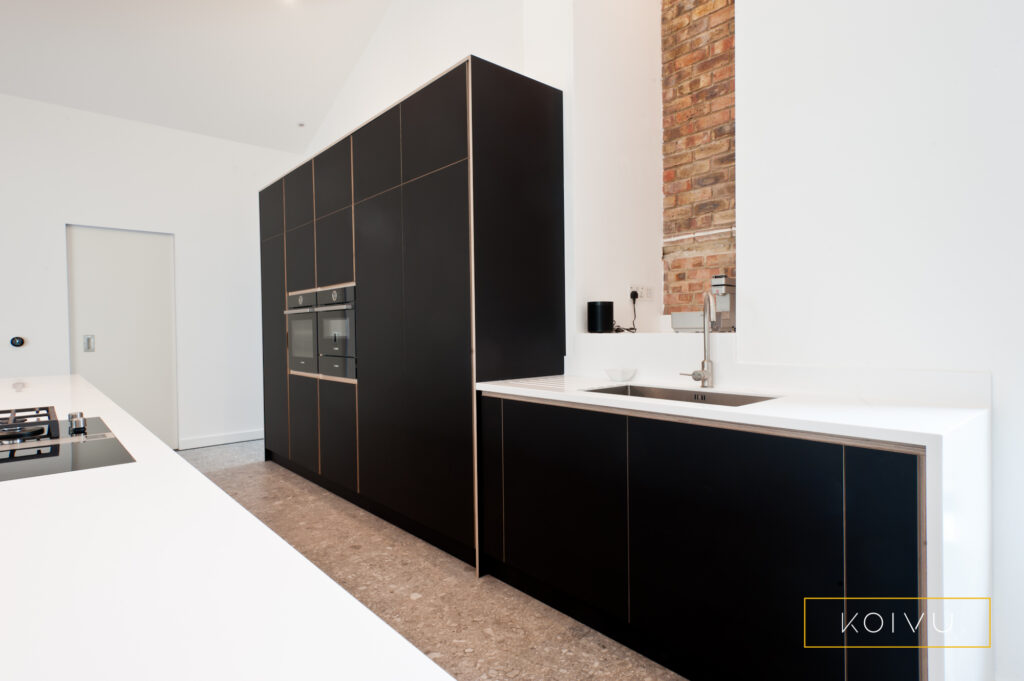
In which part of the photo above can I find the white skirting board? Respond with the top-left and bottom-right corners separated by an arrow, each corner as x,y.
176,429 -> 264,451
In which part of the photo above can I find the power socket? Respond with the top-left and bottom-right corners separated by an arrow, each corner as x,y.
629,285 -> 652,301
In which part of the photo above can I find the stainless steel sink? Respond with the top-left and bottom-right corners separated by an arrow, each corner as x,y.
585,384 -> 774,407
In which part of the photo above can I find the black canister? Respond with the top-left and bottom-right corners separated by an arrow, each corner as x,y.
587,301 -> 614,333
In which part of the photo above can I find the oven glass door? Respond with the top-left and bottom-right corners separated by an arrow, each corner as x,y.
287,312 -> 316,372
317,307 -> 354,358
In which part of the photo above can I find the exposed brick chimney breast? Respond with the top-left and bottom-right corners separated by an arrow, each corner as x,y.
662,0 -> 735,313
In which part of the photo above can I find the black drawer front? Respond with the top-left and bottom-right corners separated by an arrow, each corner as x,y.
319,356 -> 356,379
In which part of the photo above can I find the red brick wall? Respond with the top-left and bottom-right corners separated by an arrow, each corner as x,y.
662,0 -> 736,313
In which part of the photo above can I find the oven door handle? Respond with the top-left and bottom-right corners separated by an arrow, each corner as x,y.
283,308 -> 314,315
313,304 -> 354,312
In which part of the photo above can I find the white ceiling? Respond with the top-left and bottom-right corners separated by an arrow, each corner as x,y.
0,0 -> 392,152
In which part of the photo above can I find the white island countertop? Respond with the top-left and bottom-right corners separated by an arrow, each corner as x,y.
0,375 -> 454,681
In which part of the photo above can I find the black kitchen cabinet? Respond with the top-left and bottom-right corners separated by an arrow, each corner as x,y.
259,197 -> 287,462
259,179 -> 284,240
314,137 -> 352,218
477,396 -> 504,567
285,223 -> 315,293
315,208 -> 353,286
319,379 -> 357,493
284,161 -> 314,229
401,64 -> 467,181
477,397 -> 924,681
845,447 -> 921,681
259,57 -> 564,567
288,374 -> 319,474
352,106 -> 401,203
353,187 -> 404,511
398,161 -> 474,551
629,419 -> 845,681
471,57 -> 565,381
503,399 -> 628,621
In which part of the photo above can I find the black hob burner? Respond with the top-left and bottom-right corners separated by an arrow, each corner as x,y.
0,405 -> 135,483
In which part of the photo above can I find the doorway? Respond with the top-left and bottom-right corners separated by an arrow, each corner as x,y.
66,225 -> 179,449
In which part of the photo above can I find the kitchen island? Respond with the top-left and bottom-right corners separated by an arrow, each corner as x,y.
0,375 -> 453,681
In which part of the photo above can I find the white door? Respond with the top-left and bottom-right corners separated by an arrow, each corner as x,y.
67,225 -> 179,449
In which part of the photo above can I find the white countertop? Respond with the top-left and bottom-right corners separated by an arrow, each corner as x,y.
476,374 -> 986,445
0,375 -> 454,681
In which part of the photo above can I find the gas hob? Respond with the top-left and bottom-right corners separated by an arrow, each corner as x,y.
0,406 -> 135,483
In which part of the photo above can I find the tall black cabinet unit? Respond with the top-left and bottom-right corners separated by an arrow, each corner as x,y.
258,180 -> 288,461
258,57 -> 565,565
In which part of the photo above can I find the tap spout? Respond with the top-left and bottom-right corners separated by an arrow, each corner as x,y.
685,291 -> 716,388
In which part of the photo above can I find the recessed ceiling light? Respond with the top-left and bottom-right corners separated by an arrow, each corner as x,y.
298,122 -> 305,127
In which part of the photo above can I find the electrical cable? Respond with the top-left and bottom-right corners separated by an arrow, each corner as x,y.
613,292 -> 639,333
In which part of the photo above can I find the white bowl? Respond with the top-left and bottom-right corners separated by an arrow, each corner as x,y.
604,368 -> 637,382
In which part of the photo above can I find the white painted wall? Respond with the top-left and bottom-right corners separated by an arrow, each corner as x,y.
0,94 -> 300,448
736,1 -> 1024,678
570,0 -> 663,334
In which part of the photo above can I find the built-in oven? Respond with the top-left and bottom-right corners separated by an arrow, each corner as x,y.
315,285 -> 356,379
285,291 -> 316,373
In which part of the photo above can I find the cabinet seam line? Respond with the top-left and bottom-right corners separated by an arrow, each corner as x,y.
626,416 -> 631,624
842,445 -> 848,677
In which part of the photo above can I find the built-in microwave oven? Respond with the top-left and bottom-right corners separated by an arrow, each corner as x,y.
284,291 -> 316,373
316,285 -> 356,379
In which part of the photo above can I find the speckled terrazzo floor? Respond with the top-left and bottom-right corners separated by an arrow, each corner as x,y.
178,440 -> 685,681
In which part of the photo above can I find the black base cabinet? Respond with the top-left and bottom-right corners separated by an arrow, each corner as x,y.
478,396 -> 923,681
629,418 -> 845,680
503,400 -> 628,622
845,447 -> 921,681
288,375 -> 319,475
319,380 -> 357,493
258,57 -> 565,566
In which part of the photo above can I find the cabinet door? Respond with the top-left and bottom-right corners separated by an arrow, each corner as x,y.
353,187 -> 404,509
315,208 -> 353,286
401,63 -> 467,181
259,233 -> 287,460
352,106 -> 400,203
319,379 -> 357,493
629,418 -> 845,680
314,137 -> 352,218
284,161 -> 314,230
470,56 -> 565,382
477,395 -> 504,567
288,374 -> 319,474
400,161 -> 474,551
845,447 -> 921,680
259,180 -> 284,240
285,223 -> 315,293
503,400 -> 628,621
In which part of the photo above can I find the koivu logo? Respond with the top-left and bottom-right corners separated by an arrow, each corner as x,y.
840,611 -> 953,635
803,596 -> 992,649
